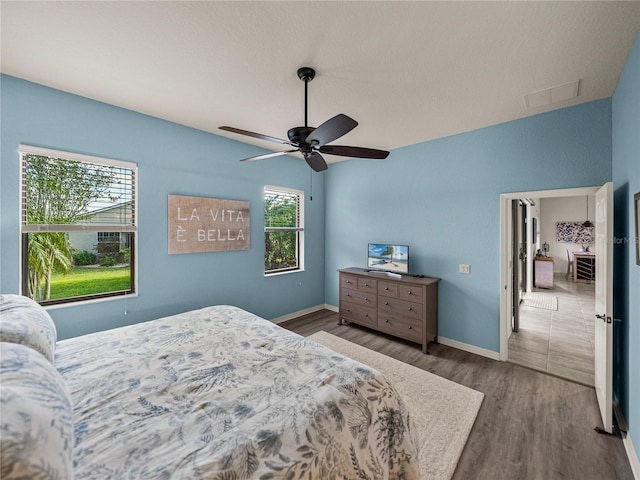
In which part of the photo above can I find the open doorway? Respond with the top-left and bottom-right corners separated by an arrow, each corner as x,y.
500,186 -> 599,386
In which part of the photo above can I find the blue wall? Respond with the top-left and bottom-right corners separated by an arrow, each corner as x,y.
325,100 -> 612,352
612,31 -> 640,460
0,75 -> 326,339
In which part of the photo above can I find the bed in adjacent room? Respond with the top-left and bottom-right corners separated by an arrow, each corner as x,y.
0,296 -> 419,479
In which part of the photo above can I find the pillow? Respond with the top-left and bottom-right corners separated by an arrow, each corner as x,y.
0,342 -> 74,480
0,294 -> 57,363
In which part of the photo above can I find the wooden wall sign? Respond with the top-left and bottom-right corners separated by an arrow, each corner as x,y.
168,194 -> 250,254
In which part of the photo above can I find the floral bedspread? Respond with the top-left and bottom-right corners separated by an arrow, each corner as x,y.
55,305 -> 419,479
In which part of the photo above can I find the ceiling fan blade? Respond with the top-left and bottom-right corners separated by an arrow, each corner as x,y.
304,152 -> 328,172
319,145 -> 389,159
239,149 -> 299,163
219,126 -> 295,146
305,114 -> 358,147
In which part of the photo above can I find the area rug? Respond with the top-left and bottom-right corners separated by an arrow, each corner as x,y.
308,331 -> 484,480
522,292 -> 558,310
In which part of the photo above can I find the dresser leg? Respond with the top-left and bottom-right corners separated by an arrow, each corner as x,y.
422,343 -> 429,354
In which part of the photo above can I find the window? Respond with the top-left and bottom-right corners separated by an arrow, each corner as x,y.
264,186 -> 304,274
97,232 -> 129,254
20,145 -> 137,305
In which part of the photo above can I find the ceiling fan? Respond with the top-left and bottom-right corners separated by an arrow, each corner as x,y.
219,67 -> 390,172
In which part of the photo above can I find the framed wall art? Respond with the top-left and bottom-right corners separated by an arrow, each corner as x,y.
168,194 -> 250,254
556,221 -> 593,244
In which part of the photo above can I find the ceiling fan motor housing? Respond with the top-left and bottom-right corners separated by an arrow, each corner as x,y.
287,126 -> 315,145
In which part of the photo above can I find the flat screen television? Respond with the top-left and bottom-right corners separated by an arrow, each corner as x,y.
367,243 -> 409,274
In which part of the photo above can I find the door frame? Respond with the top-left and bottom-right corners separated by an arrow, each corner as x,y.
499,185 -> 599,361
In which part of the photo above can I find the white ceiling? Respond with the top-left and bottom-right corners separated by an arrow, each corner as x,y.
2,1 -> 639,164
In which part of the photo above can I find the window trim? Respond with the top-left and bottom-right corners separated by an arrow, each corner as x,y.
19,145 -> 138,306
264,185 -> 304,276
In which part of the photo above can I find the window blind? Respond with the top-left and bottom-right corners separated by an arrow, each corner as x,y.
20,146 -> 136,233
264,187 -> 303,232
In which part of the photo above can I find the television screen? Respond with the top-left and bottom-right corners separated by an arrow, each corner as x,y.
367,243 -> 409,274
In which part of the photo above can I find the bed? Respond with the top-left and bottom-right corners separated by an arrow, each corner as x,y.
0,295 -> 419,479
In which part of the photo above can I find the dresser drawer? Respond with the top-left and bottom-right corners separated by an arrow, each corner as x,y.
378,281 -> 398,297
378,314 -> 423,343
341,274 -> 359,290
398,284 -> 423,302
357,277 -> 377,294
340,301 -> 377,328
379,296 -> 422,320
342,288 -> 376,308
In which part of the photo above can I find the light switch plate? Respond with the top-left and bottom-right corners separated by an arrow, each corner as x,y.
459,264 -> 470,274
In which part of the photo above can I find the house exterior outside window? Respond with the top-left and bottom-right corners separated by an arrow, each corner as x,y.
20,145 -> 137,305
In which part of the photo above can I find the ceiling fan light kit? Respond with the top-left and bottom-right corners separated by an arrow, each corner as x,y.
220,67 -> 390,172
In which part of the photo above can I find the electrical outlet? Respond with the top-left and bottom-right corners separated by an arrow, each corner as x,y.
459,264 -> 470,274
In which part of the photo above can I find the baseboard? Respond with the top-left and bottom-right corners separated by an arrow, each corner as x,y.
437,336 -> 501,361
271,304 -> 336,324
615,406 -> 640,479
274,306 -> 499,361
622,432 -> 640,479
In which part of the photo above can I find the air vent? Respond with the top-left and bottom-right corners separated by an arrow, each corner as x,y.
523,79 -> 580,109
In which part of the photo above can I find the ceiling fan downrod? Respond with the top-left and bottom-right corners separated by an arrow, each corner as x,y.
297,67 -> 315,128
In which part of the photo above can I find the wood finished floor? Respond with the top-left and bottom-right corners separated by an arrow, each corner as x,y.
280,309 -> 633,480
509,274 -> 596,386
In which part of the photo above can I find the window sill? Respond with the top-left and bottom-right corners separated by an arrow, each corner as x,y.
264,268 -> 304,277
43,292 -> 138,311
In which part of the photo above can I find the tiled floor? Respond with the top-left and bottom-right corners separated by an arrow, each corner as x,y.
508,273 -> 596,386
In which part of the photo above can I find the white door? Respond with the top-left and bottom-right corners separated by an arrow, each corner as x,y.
594,182 -> 613,433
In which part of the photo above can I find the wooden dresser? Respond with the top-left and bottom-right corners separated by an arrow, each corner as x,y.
338,267 -> 440,353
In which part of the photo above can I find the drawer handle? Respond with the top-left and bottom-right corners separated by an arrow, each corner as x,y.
385,319 -> 389,323
364,283 -> 369,287
408,291 -> 413,295
408,326 -> 413,330
365,298 -> 369,302
346,280 -> 352,284
385,287 -> 390,290
408,307 -> 413,311
347,294 -> 351,297
385,302 -> 389,306
365,314 -> 369,317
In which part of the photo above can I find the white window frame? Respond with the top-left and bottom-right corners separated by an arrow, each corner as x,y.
264,185 -> 304,276
19,144 -> 138,306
